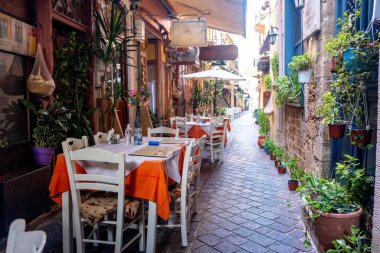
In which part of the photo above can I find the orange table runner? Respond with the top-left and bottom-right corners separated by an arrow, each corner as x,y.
50,148 -> 185,220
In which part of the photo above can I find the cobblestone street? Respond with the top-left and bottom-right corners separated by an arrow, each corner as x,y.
189,112 -> 316,253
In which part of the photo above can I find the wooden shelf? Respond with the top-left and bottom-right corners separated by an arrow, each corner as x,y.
51,10 -> 89,33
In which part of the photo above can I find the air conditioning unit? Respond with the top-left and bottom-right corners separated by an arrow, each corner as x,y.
171,47 -> 199,65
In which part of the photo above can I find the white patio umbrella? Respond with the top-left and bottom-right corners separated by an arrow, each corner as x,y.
182,69 -> 245,114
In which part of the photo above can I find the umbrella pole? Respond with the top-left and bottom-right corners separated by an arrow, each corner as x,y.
213,79 -> 217,115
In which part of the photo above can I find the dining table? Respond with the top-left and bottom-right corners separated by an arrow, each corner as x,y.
49,137 -> 191,253
172,118 -> 231,142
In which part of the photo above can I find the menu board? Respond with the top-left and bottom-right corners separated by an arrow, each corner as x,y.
0,12 -> 37,57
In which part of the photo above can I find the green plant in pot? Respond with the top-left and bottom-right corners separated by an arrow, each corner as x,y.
285,157 -> 303,191
19,99 -> 69,165
317,91 -> 347,138
325,9 -> 378,148
263,75 -> 272,97
272,146 -> 284,168
326,225 -> 371,253
265,138 -> 276,159
54,31 -> 95,143
288,53 -> 313,83
93,1 -> 135,131
257,109 -> 270,147
297,154 -> 373,251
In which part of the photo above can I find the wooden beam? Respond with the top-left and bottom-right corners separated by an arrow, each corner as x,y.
35,0 -> 53,73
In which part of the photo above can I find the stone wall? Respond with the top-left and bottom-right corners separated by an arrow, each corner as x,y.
272,0 -> 335,177
372,49 -> 380,252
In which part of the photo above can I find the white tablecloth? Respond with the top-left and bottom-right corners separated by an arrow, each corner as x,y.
185,122 -> 212,135
77,137 -> 183,183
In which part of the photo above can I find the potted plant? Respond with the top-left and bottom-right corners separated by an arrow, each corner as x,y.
274,75 -> 302,106
288,53 -> 313,83
263,137 -> 271,155
257,109 -> 269,147
317,91 -> 346,138
19,99 -> 69,165
272,146 -> 284,168
265,139 -> 276,159
297,155 -> 373,250
285,157 -> 303,191
263,75 -> 272,97
326,225 -> 371,253
276,151 -> 288,174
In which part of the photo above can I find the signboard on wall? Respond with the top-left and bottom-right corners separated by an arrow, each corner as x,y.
171,18 -> 207,47
0,12 -> 37,57
302,0 -> 321,40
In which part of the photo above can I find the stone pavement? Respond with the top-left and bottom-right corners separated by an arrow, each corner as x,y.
189,112 -> 316,253
0,111 -> 316,253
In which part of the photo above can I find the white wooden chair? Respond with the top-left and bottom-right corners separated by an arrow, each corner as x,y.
147,127 -> 179,138
156,138 -> 204,246
204,121 -> 227,163
6,219 -> 46,253
66,136 -> 89,150
93,132 -> 108,145
190,136 -> 206,213
175,117 -> 188,138
62,144 -> 145,253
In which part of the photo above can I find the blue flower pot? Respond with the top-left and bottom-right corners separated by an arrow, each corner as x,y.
343,48 -> 360,71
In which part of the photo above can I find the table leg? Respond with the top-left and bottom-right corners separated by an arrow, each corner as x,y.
146,201 -> 157,253
62,191 -> 73,253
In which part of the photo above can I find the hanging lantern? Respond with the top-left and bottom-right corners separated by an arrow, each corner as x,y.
294,0 -> 304,9
268,26 -> 278,45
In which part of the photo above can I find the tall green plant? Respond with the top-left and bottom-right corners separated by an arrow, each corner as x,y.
271,52 -> 279,82
317,91 -> 345,125
264,75 -> 272,90
257,109 -> 270,136
54,32 -> 95,141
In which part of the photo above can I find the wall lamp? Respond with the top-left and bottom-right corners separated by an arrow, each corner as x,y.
268,26 -> 279,45
294,0 -> 304,9
130,0 -> 141,16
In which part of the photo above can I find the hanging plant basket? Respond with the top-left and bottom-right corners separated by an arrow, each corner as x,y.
298,70 -> 311,83
328,124 -> 346,139
350,129 -> 372,148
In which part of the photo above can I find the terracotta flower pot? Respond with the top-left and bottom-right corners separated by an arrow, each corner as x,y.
277,165 -> 286,174
258,136 -> 265,148
350,129 -> 372,148
328,124 -> 346,139
288,180 -> 299,191
313,208 -> 362,250
270,154 -> 275,160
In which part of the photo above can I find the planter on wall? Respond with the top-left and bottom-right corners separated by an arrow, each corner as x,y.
343,48 -> 361,71
350,129 -> 372,148
312,207 -> 362,250
328,124 -> 346,138
298,70 -> 311,83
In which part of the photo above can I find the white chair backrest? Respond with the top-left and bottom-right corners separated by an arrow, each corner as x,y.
169,117 -> 176,127
209,121 -> 227,144
175,117 -> 187,138
6,219 -> 46,253
148,127 -> 179,138
65,136 -> 89,151
94,132 -> 108,145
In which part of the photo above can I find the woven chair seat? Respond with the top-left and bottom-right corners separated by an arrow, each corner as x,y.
80,192 -> 140,225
